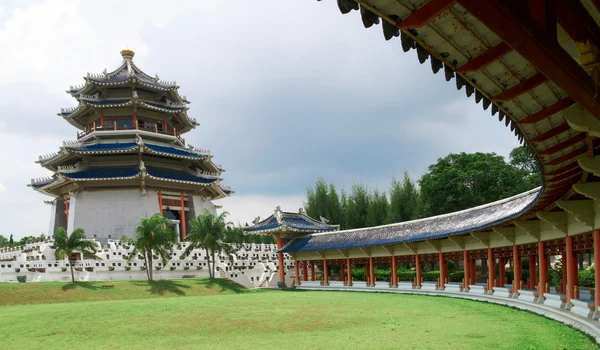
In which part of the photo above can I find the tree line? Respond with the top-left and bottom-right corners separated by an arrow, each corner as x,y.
305,146 -> 540,230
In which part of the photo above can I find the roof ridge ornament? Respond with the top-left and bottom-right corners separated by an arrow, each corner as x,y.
320,216 -> 329,224
299,207 -> 305,215
274,206 -> 283,224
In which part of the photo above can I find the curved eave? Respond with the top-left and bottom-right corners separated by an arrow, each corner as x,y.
61,172 -> 141,182
144,146 -> 207,161
67,144 -> 139,155
327,0 -> 600,216
280,187 -> 542,253
145,175 -> 216,186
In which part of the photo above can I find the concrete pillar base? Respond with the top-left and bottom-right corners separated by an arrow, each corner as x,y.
571,299 -> 594,318
544,293 -> 566,309
277,281 -> 287,289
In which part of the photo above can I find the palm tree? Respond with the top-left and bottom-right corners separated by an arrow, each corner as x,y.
53,227 -> 100,282
181,209 -> 234,278
122,214 -> 177,281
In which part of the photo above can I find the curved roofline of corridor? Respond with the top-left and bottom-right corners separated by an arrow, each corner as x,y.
280,186 -> 543,253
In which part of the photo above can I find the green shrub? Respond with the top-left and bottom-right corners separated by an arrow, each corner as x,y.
449,271 -> 464,283
447,260 -> 456,272
579,270 -> 594,288
422,270 -> 440,282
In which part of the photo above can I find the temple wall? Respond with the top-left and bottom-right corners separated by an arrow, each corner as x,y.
71,190 -> 160,243
191,196 -> 217,218
52,199 -> 67,234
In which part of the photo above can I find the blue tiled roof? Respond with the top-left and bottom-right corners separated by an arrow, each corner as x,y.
61,166 -> 140,180
67,143 -> 138,153
31,179 -> 56,189
143,101 -> 186,111
244,212 -> 339,233
145,144 -> 205,159
280,188 -> 542,253
146,166 -> 217,184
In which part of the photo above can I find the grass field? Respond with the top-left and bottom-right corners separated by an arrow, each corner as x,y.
0,280 -> 596,349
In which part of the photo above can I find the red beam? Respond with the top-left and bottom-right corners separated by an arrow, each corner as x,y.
556,0 -> 600,49
457,0 -> 600,119
529,0 -> 556,36
546,173 -> 581,189
539,133 -> 586,155
456,42 -> 511,73
529,122 -> 571,143
490,73 -> 547,101
519,98 -> 575,124
547,167 -> 582,183
397,0 -> 456,29
546,161 -> 580,177
546,144 -> 587,166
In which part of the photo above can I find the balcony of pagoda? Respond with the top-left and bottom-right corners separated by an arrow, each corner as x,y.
77,117 -> 186,145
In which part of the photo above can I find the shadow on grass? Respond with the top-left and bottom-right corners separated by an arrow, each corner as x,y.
132,280 -> 191,296
61,282 -> 103,291
196,278 -> 248,294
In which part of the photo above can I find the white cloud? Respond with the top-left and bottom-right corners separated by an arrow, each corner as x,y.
0,182 -> 6,193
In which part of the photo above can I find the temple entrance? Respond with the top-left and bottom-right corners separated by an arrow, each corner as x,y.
163,210 -> 183,242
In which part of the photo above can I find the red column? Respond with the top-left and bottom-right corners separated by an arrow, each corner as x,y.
100,116 -> 105,129
340,262 -> 345,283
295,261 -> 300,285
323,259 -> 329,286
369,256 -> 375,287
302,261 -> 308,281
179,193 -> 186,240
277,236 -> 285,286
528,254 -> 536,290
561,251 -> 567,293
594,230 -> 600,312
513,245 -> 522,293
498,257 -> 506,287
346,258 -> 352,286
391,256 -> 398,287
463,250 -> 470,289
538,241 -> 548,299
439,253 -> 446,288
488,248 -> 495,291
310,261 -> 315,281
157,190 -> 163,215
132,114 -> 138,129
415,254 -> 421,288
566,236 -> 578,302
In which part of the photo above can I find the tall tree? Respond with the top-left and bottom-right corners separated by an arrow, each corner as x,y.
9,234 -> 13,246
367,190 -> 389,227
388,172 -> 421,223
305,178 -> 329,221
509,146 -> 541,192
122,214 -> 177,281
181,209 -> 234,278
419,152 -> 527,216
53,227 -> 100,282
328,183 -> 344,227
345,184 -> 370,229
0,235 -> 8,248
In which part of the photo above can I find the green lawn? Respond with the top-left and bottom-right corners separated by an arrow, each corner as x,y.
0,281 -> 596,349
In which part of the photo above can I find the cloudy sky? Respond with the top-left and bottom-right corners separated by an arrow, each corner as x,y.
0,0 -> 519,238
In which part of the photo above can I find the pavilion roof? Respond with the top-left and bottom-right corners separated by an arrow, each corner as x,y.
245,208 -> 340,234
280,187 -> 541,253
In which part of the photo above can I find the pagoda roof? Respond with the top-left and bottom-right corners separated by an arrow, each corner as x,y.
60,165 -> 141,181
66,142 -> 138,154
280,187 -> 541,253
145,166 -> 218,185
244,207 -> 340,234
144,143 -> 206,160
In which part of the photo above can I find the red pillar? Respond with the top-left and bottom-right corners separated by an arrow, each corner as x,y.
132,114 -> 138,129
391,256 -> 398,287
369,256 -> 375,287
463,250 -> 470,289
100,115 -> 105,129
157,190 -> 163,215
439,253 -> 446,288
488,248 -> 495,291
302,261 -> 308,281
528,254 -> 537,290
294,261 -> 300,285
323,259 -> 329,286
310,261 -> 315,281
415,254 -> 421,288
346,258 -> 352,286
277,236 -> 285,286
339,261 -> 345,283
594,230 -> 600,312
566,236 -> 578,302
498,257 -> 506,287
538,241 -> 548,299
513,245 -> 522,293
179,193 -> 186,240
561,251 -> 567,293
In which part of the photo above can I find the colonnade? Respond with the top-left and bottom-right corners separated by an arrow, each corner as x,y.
291,231 -> 600,312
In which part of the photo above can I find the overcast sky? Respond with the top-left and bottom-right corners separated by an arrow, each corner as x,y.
0,0 -> 519,238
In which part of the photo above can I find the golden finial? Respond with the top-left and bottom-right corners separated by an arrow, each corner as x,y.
120,49 -> 135,60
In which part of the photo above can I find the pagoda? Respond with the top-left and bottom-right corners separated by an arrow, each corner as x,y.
29,50 -> 233,243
